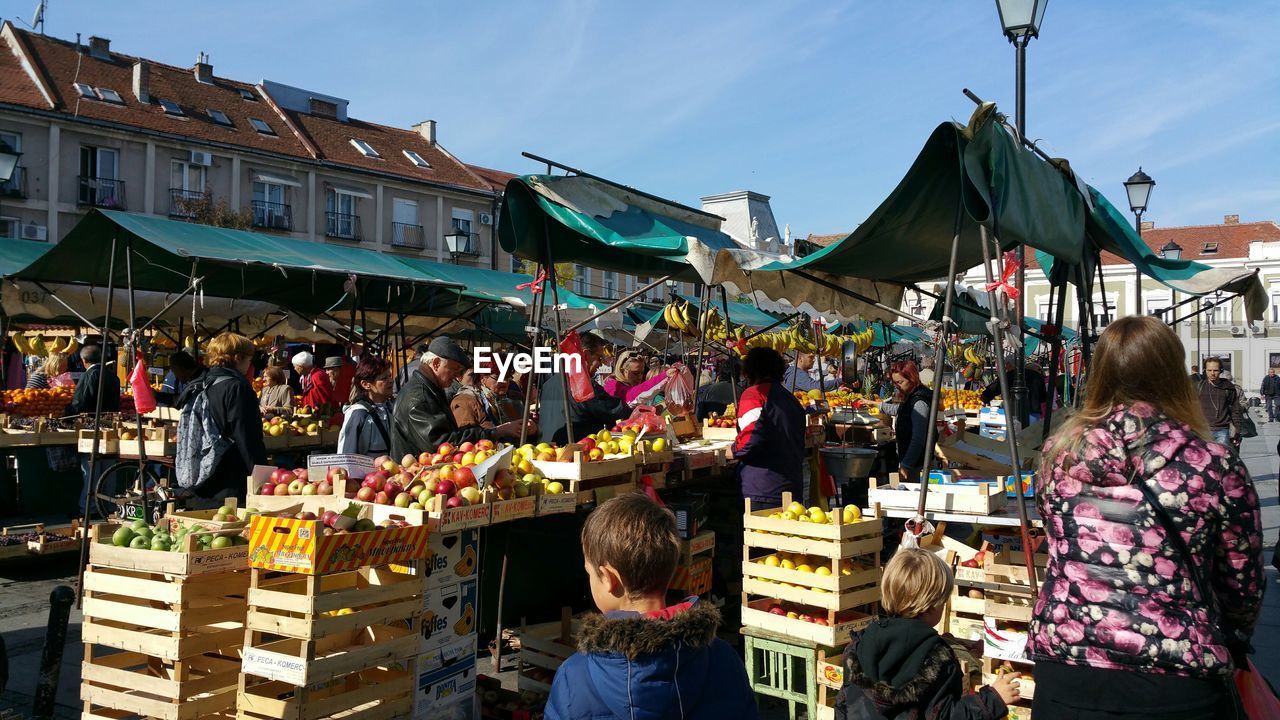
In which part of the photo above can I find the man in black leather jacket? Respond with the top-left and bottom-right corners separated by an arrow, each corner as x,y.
390,336 -> 530,458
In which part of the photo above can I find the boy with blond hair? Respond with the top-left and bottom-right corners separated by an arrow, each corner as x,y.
545,493 -> 757,720
836,548 -> 1019,719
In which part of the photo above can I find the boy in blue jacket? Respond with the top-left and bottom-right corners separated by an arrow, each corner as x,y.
545,493 -> 759,720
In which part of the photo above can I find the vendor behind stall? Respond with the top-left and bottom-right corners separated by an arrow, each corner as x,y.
881,360 -> 935,483
258,366 -> 294,415
390,336 -> 530,457
538,332 -> 631,445
604,350 -> 672,405
783,351 -> 840,393
159,351 -> 202,407
733,347 -> 806,507
294,351 -> 336,411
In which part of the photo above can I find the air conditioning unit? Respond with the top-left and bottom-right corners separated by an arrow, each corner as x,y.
19,222 -> 47,241
1229,325 -> 1245,336
189,150 -> 212,167
478,212 -> 493,226
1250,321 -> 1265,335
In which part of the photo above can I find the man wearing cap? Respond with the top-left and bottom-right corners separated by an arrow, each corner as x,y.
294,351 -> 337,411
980,353 -> 1046,421
391,336 -> 532,457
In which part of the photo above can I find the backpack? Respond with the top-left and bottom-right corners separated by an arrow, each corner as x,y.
175,375 -> 234,490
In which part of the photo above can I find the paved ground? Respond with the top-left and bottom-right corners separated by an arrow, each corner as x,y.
0,415 -> 1276,718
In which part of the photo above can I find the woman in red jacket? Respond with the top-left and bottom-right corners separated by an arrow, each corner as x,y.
293,351 -> 336,411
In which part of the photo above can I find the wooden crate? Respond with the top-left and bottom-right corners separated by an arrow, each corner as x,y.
981,656 -> 1036,700
701,418 -> 738,442
742,494 -> 883,558
246,514 -> 430,575
632,445 -> 675,468
27,521 -> 82,556
143,426 -> 177,458
241,622 -> 418,688
78,428 -> 120,454
167,499 -> 249,533
669,555 -> 713,596
357,495 -> 491,533
236,665 -> 413,720
245,467 -> 345,515
484,493 -> 537,525
517,610 -> 580,698
982,551 -> 1047,624
740,597 -> 873,647
89,524 -> 249,576
868,477 -> 1007,515
244,566 -> 425,642
531,450 -> 635,482
678,530 -> 715,564
80,560 -> 248,720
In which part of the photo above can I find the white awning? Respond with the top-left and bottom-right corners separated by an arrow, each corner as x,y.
252,170 -> 302,188
327,183 -> 374,200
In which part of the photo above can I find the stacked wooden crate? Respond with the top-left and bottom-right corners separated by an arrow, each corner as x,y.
740,492 -> 881,647
237,514 -> 430,720
515,609 -> 580,701
80,523 -> 249,720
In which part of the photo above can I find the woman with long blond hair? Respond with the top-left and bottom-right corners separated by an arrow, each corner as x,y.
25,352 -> 68,389
1030,316 -> 1263,719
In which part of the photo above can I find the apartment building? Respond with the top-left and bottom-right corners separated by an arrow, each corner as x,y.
0,23 -> 499,267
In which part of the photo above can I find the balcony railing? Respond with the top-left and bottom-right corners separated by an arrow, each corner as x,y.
325,211 -> 362,241
0,166 -> 26,199
252,200 -> 292,231
169,188 -> 207,219
78,176 -> 126,209
390,222 -> 425,249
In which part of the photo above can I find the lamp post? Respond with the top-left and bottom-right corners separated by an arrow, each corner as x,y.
443,230 -> 470,262
994,0 -> 1048,427
1124,167 -> 1155,314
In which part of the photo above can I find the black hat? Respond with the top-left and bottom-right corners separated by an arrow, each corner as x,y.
428,336 -> 469,366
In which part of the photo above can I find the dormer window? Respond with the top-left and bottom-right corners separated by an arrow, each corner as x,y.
239,88 -> 256,101
249,118 -> 275,136
350,139 -> 380,158
96,87 -> 124,104
208,109 -> 232,126
159,99 -> 184,116
73,83 -> 95,99
403,150 -> 430,168
1202,242 -> 1219,255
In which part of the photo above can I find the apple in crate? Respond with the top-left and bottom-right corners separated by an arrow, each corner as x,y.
394,492 -> 413,508
452,467 -> 476,489
375,491 -> 391,505
356,486 -> 376,502
435,478 -> 457,498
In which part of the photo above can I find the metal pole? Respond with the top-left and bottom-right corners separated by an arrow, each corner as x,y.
124,235 -> 151,521
517,277 -> 546,448
1134,213 -> 1144,313
31,585 -> 75,720
978,225 -> 1037,593
1010,35 -> 1030,430
76,233 -> 117,607
691,284 -> 711,393
1041,276 -> 1069,445
562,274 -> 675,336
540,223 -> 575,443
719,286 -> 740,402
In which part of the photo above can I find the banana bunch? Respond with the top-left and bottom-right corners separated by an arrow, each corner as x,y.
734,324 -> 877,358
963,346 -> 985,366
10,332 -> 79,357
847,327 -> 876,354
662,301 -> 699,338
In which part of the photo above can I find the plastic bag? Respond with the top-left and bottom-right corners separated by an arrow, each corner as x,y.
665,364 -> 695,410
1236,660 -> 1280,719
620,405 -> 666,433
558,331 -> 595,403
129,352 -> 157,415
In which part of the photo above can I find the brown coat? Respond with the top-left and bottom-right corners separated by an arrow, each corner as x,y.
450,388 -> 494,429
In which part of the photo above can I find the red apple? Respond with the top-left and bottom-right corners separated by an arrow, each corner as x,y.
382,480 -> 403,497
272,483 -> 290,496
578,437 -> 597,452
321,510 -> 339,527
270,468 -> 293,485
445,495 -> 467,508
458,441 -> 476,454
451,452 -> 464,464
396,471 -> 414,486
451,466 -> 476,489
419,451 -> 433,466
476,439 -> 495,451
327,467 -> 348,483
394,492 -> 413,508
315,480 -> 333,496
293,468 -> 309,482
355,486 -> 376,502
434,479 -> 456,497
373,455 -> 392,468
374,491 -> 391,505
491,468 -> 515,490
768,606 -> 786,616
257,482 -> 275,495
436,443 -> 455,457
297,511 -> 317,521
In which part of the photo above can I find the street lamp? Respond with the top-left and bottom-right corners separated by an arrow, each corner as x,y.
443,230 -> 472,259
1159,241 -> 1182,261
1124,167 -> 1155,313
993,0 -> 1048,426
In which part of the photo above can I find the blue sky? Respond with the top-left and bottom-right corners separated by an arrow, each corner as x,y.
10,1 -> 1279,237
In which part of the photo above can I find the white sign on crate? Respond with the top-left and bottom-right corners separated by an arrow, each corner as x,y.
242,646 -> 308,686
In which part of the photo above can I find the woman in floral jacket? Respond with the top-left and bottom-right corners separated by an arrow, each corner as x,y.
1031,316 -> 1263,719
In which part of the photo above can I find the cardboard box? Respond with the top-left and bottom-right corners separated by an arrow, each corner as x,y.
422,579 -> 479,654
416,634 -> 478,677
246,513 -> 430,575
414,659 -> 477,720
664,492 -> 709,540
392,530 -> 480,590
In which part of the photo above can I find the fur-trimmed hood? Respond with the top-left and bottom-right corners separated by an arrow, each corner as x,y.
845,640 -> 952,708
577,602 -> 720,659
544,600 -> 760,720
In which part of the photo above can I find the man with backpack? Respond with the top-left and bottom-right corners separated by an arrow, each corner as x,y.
175,333 -> 267,505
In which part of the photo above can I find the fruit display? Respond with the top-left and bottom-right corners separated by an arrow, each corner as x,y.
1,386 -> 74,416
946,343 -> 988,369
260,413 -> 342,438
941,388 -> 984,411
104,517 -> 249,552
254,466 -> 342,498
825,390 -> 882,410
9,332 -> 79,357
705,405 -> 736,429
764,500 -> 863,525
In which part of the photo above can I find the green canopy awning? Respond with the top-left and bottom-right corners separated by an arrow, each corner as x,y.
498,174 -> 742,281
928,285 -> 1077,355
11,210 -> 487,318
0,239 -> 51,277
391,256 -> 598,311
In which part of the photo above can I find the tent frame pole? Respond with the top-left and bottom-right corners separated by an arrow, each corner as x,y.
76,232 -> 118,607
28,281 -> 107,331
719,286 -> 740,403
561,274 -> 676,336
788,269 -> 923,327
913,205 -> 963,522
123,232 -> 151,520
1041,275 -> 1070,445
977,226 -> 1037,594
742,312 -> 804,341
542,220 -> 575,444
691,283 -> 712,396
